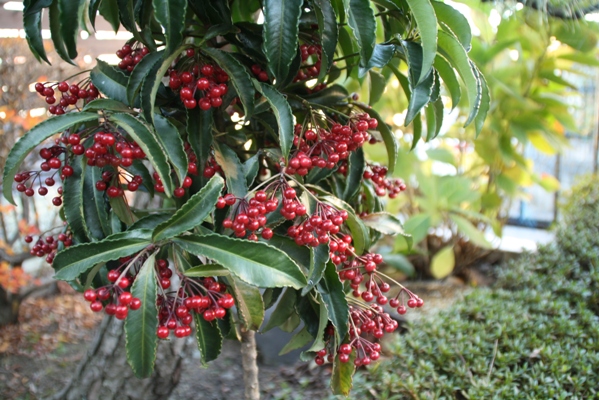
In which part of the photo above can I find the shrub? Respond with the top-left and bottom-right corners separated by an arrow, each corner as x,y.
340,175 -> 599,399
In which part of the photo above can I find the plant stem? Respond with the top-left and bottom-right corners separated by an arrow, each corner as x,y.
240,329 -> 260,400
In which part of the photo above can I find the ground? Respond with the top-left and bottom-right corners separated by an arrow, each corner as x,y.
0,280 -> 468,400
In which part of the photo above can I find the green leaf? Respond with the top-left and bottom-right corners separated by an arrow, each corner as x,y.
187,108 -> 213,172
129,213 -> 172,231
62,158 -> 89,243
263,235 -> 311,271
383,253 -> 415,277
434,55 -> 461,109
359,43 -> 395,76
473,64 -> 490,137
2,112 -> 99,205
262,288 -> 298,332
368,70 -> 386,106
403,213 -> 431,244
53,230 -> 152,281
304,297 -> 328,354
361,212 -> 407,236
202,47 -> 255,118
352,103 -> 398,175
279,326 -> 313,355
331,346 -> 356,395
302,245 -> 330,296
153,175 -> 224,242
58,0 -> 83,60
127,51 -> 164,105
83,162 -> 110,239
90,60 -> 130,105
110,113 -> 174,196
256,83 -> 294,161
117,0 -> 146,45
49,1 -> 75,65
558,53 -> 599,67
229,276 -> 265,330
153,114 -> 189,185
342,148 -> 365,202
152,0 -> 187,56
125,253 -> 158,378
174,234 -> 307,289
424,102 -> 437,141
437,30 -> 480,127
213,141 -> 248,199
343,0 -> 376,68
432,0 -> 471,51
184,263 -> 230,277
401,41 -> 435,125
430,245 -> 455,279
23,5 -> 50,64
338,26 -> 358,78
243,153 -> 261,187
262,0 -> 303,85
194,313 -> 223,364
82,99 -> 133,113
99,0 -> 120,31
449,214 -> 491,249
314,0 -> 338,80
318,261 -> 348,342
404,0 -> 437,84
141,47 -> 182,124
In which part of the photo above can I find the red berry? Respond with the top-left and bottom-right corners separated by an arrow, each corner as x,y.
83,289 -> 97,302
90,301 -> 103,312
119,292 -> 133,305
157,326 -> 169,339
129,298 -> 142,310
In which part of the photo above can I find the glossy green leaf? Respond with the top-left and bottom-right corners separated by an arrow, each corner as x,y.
202,47 -> 255,118
83,162 -> 110,239
153,114 -> 189,185
82,99 -> 133,113
424,102 -> 436,141
361,212 -> 408,236
404,0 -> 437,84
262,0 -> 303,84
152,0 -> 187,56
411,112 -> 422,150
314,0 -> 338,81
99,0 -> 120,32
187,108 -> 213,173
402,41 -> 435,124
141,47 -> 182,124
343,148 -> 365,202
243,153 -> 261,187
153,175 -> 224,241
353,103 -> 398,175
473,65 -> 490,137
432,0 -> 471,51
343,0 -> 376,68
383,253 -> 415,277
279,326 -> 313,355
63,158 -> 89,243
263,235 -> 311,271
110,113 -> 174,196
90,60 -> 130,105
49,1 -> 74,65
434,55 -> 461,110
23,4 -> 50,64
127,51 -> 164,105
125,253 -> 158,378
262,288 -> 298,332
359,44 -> 396,77
184,263 -> 230,277
318,261 -> 348,341
369,70 -> 386,106
331,351 -> 356,395
174,234 -> 307,289
213,141 -> 247,199
437,30 -> 480,127
301,245 -> 331,296
117,0 -> 146,45
53,229 -> 152,281
338,26 -> 358,78
256,83 -> 294,161
304,297 -> 328,353
128,213 -> 172,231
194,313 -> 223,364
229,276 -> 265,330
58,0 -> 83,60
2,112 -> 99,205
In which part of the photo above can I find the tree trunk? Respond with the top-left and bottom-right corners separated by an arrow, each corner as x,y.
51,316 -> 189,400
0,286 -> 20,326
240,330 -> 260,400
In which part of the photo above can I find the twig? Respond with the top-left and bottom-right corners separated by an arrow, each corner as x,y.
487,339 -> 499,380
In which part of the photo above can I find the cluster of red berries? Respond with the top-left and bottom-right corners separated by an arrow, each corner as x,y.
79,131 -> 146,168
116,42 -> 150,71
250,64 -> 270,82
286,114 -> 377,176
363,164 -> 407,198
34,81 -> 99,115
287,202 -> 349,248
25,232 -> 72,264
217,190 -> 275,241
13,145 -> 71,206
95,170 -> 143,198
156,259 -> 235,339
294,43 -> 322,82
202,156 -> 223,179
84,267 -> 140,320
168,49 -> 230,110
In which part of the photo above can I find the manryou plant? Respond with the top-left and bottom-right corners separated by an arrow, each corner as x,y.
2,0 -> 488,396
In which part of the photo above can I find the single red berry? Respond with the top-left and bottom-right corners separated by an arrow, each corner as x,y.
157,326 -> 169,339
118,277 -> 131,289
119,292 -> 133,305
129,298 -> 142,310
90,301 -> 103,312
83,289 -> 97,302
